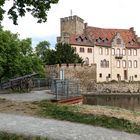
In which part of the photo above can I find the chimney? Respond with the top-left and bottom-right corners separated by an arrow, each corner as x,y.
130,27 -> 134,31
84,23 -> 88,29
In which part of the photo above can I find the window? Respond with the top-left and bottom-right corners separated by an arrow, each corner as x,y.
117,38 -> 121,44
73,47 -> 76,52
122,49 -> 126,56
103,59 -> 106,67
87,48 -> 92,53
99,47 -> 103,55
112,48 -> 115,55
135,75 -> 137,78
100,60 -> 103,67
105,48 -> 109,55
133,49 -> 137,56
117,74 -> 120,78
134,60 -> 137,68
122,60 -> 126,68
80,47 -> 84,52
99,73 -> 102,78
128,49 -> 131,56
117,48 -> 120,55
106,61 -> 109,67
116,60 -> 120,68
128,60 -> 132,68
85,57 -> 89,65
101,59 -> 109,68
108,74 -> 111,78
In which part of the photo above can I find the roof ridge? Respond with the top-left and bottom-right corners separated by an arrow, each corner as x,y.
87,26 -> 130,31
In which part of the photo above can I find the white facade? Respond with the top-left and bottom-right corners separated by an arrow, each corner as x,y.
72,34 -> 140,82
58,15 -> 140,82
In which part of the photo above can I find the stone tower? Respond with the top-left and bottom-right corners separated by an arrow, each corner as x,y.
57,15 -> 84,43
60,15 -> 84,36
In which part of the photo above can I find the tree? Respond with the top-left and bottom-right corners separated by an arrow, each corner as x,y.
55,43 -> 83,64
35,42 -> 83,65
35,40 -> 50,63
0,28 -> 44,82
0,0 -> 59,25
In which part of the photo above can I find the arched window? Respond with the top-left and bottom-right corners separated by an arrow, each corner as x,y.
122,49 -> 126,56
112,48 -> 115,55
134,60 -> 137,68
106,61 -> 109,67
122,60 -> 126,68
116,60 -> 120,68
133,49 -> 137,56
99,47 -> 103,55
85,57 -> 89,65
105,48 -> 109,55
100,60 -> 103,67
103,59 -> 106,67
117,48 -> 120,56
128,60 -> 132,68
117,38 -> 121,44
128,49 -> 131,56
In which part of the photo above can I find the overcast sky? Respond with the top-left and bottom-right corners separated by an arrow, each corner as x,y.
2,0 -> 140,48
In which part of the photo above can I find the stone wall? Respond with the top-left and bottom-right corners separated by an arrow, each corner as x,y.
83,93 -> 140,111
94,82 -> 140,93
45,64 -> 97,91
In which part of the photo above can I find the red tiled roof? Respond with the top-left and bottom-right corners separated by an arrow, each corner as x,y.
69,26 -> 140,48
69,34 -> 93,46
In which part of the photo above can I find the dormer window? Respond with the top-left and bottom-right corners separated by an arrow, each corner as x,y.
76,36 -> 83,42
84,37 -> 88,40
117,38 -> 121,44
96,37 -> 102,43
103,38 -> 108,43
129,39 -> 135,45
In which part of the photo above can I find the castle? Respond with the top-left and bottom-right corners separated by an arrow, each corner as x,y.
57,15 -> 140,82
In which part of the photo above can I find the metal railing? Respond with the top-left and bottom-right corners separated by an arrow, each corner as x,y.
51,79 -> 80,100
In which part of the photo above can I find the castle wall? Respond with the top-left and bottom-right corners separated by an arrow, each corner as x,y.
45,64 -> 97,91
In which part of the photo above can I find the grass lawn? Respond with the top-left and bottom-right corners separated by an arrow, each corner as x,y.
37,101 -> 140,135
0,131 -> 48,140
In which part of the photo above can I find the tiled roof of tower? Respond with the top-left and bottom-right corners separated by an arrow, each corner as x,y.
85,26 -> 140,48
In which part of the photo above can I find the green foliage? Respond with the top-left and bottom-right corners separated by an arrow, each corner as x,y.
35,41 -> 50,64
55,43 -> 83,64
0,131 -> 48,140
0,29 -> 44,82
0,0 -> 59,25
39,101 -> 140,135
35,42 -> 83,65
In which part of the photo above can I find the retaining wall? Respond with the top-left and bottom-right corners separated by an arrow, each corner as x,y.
83,93 -> 140,111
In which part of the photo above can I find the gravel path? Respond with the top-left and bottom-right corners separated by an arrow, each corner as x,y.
0,90 -> 55,102
0,113 -> 140,140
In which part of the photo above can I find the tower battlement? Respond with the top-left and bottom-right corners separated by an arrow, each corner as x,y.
61,15 -> 84,23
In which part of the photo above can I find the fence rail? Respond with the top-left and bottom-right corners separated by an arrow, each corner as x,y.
51,79 -> 80,100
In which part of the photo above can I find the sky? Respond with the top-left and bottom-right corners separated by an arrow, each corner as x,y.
1,0 -> 140,48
